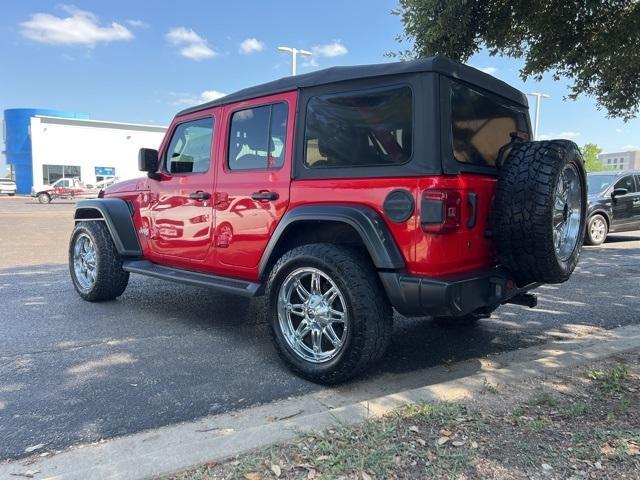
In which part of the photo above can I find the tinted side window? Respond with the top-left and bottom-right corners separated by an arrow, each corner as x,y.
228,103 -> 288,171
451,82 -> 529,167
614,175 -> 637,193
304,87 -> 412,169
165,117 -> 214,174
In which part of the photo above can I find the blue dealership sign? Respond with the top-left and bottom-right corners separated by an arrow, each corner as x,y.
95,166 -> 116,176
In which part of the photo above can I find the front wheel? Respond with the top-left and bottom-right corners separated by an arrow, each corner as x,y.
69,221 -> 129,302
266,244 -> 392,384
585,214 -> 608,246
37,193 -> 51,204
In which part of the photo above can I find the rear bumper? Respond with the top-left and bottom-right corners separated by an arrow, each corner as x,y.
379,267 -> 537,317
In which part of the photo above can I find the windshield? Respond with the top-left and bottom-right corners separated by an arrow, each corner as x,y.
587,174 -> 617,194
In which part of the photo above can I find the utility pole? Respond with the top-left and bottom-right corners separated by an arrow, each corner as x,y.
528,92 -> 550,140
277,46 -> 313,76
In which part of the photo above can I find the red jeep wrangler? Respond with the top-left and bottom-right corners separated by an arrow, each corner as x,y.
69,57 -> 587,383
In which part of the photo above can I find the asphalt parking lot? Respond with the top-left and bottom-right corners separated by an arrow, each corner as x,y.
1,196 -> 640,461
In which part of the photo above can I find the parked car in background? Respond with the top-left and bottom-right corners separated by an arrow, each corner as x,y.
586,170 -> 640,245
31,177 -> 99,204
0,178 -> 17,196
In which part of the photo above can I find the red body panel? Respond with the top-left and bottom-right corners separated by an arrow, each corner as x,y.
105,89 -> 498,283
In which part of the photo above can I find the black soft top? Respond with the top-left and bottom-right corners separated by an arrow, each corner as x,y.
177,56 -> 528,116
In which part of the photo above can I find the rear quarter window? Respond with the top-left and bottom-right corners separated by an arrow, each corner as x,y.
304,86 -> 413,169
451,82 -> 529,168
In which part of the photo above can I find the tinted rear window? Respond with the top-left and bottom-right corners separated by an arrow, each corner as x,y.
451,82 -> 529,167
304,86 -> 412,169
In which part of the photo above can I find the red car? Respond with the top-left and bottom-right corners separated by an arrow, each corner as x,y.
32,177 -> 97,204
69,57 -> 587,383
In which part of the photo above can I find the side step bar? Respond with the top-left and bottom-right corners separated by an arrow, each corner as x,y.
122,260 -> 261,297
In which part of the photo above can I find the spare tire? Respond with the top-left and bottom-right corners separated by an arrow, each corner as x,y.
493,140 -> 587,285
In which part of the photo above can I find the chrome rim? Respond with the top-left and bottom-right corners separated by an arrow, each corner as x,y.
277,267 -> 348,363
73,233 -> 97,290
553,163 -> 583,261
590,217 -> 606,243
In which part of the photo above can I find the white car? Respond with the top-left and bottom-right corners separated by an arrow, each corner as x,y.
0,179 -> 17,196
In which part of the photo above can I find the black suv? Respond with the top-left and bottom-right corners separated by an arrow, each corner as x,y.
586,170 -> 640,245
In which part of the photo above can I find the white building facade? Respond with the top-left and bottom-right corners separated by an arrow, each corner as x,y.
30,116 -> 167,188
598,150 -> 640,171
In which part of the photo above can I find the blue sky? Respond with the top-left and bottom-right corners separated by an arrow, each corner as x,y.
1,0 -> 638,160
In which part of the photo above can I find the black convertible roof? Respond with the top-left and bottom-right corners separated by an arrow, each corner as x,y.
177,56 -> 528,116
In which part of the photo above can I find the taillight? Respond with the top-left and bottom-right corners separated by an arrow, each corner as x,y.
420,190 -> 461,233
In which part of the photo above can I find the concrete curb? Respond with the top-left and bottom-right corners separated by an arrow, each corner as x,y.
4,323 -> 640,480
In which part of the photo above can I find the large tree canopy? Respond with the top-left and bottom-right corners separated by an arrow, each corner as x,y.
392,1 -> 640,120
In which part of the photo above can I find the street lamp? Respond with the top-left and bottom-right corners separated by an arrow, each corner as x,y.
277,46 -> 313,76
527,92 -> 550,140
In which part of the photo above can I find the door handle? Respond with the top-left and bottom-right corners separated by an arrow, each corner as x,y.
189,191 -> 211,201
251,191 -> 279,201
467,192 -> 478,228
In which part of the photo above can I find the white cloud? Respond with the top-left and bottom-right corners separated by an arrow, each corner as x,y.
171,90 -> 226,106
621,144 -> 640,151
312,41 -> 348,57
478,66 -> 497,75
19,5 -> 133,46
166,27 -> 216,60
126,19 -> 148,28
239,37 -> 265,54
538,131 -> 581,140
200,90 -> 226,102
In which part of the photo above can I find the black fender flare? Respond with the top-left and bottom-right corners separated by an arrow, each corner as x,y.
74,199 -> 142,257
258,204 -> 405,278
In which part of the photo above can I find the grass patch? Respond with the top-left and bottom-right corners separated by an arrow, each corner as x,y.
586,364 -> 629,393
531,390 -> 558,408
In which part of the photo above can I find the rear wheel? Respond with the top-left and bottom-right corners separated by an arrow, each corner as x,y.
266,243 -> 392,384
585,214 -> 608,246
69,221 -> 129,302
8,193 -> 15,196
37,192 -> 51,204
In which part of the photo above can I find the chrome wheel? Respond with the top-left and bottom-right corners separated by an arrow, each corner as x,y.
277,267 -> 348,364
73,233 -> 97,290
589,217 -> 607,244
553,163 -> 583,261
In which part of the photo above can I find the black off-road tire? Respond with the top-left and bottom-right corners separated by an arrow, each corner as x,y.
265,243 -> 393,384
585,214 -> 608,246
493,140 -> 587,285
37,192 -> 51,204
69,221 -> 129,302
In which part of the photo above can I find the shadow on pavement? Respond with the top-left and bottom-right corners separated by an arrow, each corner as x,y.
1,241 -> 640,460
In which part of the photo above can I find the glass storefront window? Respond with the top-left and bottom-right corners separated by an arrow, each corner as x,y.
42,164 -> 81,185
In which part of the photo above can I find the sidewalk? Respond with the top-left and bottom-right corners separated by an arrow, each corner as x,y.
166,351 -> 639,479
3,324 -> 640,480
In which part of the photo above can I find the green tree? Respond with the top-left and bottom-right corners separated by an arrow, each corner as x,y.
391,1 -> 640,120
580,143 -> 604,172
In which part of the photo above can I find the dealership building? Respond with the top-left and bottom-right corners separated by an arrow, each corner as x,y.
3,108 -> 167,194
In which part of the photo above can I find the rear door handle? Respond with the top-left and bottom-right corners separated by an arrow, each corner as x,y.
251,191 -> 279,201
189,191 -> 211,201
467,192 -> 478,228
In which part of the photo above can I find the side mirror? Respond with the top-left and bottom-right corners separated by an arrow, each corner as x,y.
138,148 -> 161,180
612,187 -> 629,197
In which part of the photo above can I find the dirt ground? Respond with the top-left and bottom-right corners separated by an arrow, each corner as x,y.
161,350 -> 640,480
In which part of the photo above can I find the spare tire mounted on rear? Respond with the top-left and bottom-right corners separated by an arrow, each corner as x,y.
493,140 -> 587,286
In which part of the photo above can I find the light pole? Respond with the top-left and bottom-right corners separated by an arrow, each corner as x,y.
527,92 -> 550,140
277,46 -> 313,76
